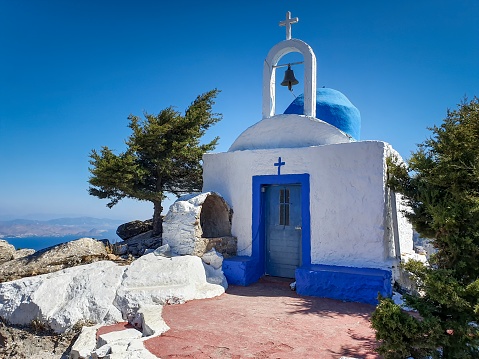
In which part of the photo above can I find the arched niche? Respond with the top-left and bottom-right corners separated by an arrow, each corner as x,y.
162,192 -> 236,257
200,193 -> 232,238
262,39 -> 317,119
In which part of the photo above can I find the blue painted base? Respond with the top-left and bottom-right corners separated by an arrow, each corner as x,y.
223,256 -> 263,286
295,264 -> 392,305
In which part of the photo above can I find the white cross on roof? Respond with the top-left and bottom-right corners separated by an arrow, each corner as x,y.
279,11 -> 299,40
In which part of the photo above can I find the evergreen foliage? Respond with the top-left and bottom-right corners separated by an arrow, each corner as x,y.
88,89 -> 222,236
371,97 -> 479,358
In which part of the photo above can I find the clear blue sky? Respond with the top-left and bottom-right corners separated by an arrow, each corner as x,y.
1,0 -> 478,221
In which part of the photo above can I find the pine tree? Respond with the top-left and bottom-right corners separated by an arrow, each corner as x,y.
88,89 -> 222,237
371,97 -> 479,358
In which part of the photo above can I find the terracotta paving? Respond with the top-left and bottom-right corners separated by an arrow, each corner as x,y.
142,277 -> 381,359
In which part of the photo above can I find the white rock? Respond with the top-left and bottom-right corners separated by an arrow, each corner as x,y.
0,261 -> 125,333
105,339 -> 133,354
163,192 -> 206,255
137,305 -> 170,337
201,248 -> 223,269
392,291 -> 413,311
114,254 -> 225,316
203,262 -> 228,289
70,324 -> 102,359
153,243 -> 172,257
97,328 -> 143,348
105,347 -> 158,359
401,250 -> 428,264
91,344 -> 111,359
0,240 -> 15,263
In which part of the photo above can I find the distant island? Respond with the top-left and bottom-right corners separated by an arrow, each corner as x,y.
0,217 -> 125,239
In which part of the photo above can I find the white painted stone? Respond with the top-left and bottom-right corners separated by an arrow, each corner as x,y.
114,253 -> 225,316
99,339 -> 158,359
91,344 -> 111,359
162,192 -> 232,256
397,194 -> 414,255
204,140 -> 412,270
137,305 -> 170,337
401,251 -> 427,264
392,291 -> 413,311
105,339 -> 133,354
97,328 -> 143,348
69,324 -> 102,359
0,261 -> 125,333
203,262 -> 228,288
105,347 -> 158,359
153,243 -> 172,257
201,248 -> 223,269
162,192 -> 208,255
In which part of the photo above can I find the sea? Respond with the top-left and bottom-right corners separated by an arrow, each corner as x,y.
3,233 -> 121,251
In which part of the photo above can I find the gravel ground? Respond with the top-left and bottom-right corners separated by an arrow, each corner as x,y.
0,318 -> 80,359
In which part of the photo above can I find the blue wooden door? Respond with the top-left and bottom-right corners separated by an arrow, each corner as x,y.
265,184 -> 302,278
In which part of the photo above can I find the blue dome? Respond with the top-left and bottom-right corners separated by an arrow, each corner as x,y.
284,88 -> 361,140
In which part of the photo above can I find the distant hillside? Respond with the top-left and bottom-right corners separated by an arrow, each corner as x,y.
0,217 -> 125,238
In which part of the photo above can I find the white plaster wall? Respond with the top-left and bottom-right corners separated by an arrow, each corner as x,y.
396,193 -> 414,255
203,140 -> 395,270
384,145 -> 414,256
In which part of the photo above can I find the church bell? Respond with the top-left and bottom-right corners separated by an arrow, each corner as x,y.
280,64 -> 299,91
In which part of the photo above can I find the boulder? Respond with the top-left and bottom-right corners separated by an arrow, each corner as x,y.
135,305 -> 170,337
0,237 -> 109,283
116,220 -> 153,241
69,324 -> 102,359
0,261 -> 125,333
12,248 -> 36,259
113,231 -> 161,257
97,328 -> 142,349
0,240 -> 15,264
114,254 -> 226,316
201,248 -> 223,269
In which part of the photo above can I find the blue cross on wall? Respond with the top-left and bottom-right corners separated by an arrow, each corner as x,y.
274,157 -> 285,175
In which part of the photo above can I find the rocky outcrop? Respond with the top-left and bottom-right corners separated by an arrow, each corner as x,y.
113,231 -> 161,257
0,253 -> 227,333
12,248 -> 36,259
116,220 -> 153,240
0,240 -> 15,264
163,192 -> 237,258
0,237 -> 109,283
0,261 -> 125,333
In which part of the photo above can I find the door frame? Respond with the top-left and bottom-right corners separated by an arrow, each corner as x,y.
252,174 -> 311,276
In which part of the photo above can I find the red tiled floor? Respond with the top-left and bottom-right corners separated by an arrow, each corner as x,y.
144,277 -> 380,359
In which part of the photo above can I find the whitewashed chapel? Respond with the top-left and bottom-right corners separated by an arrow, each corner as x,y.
165,12 -> 414,305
